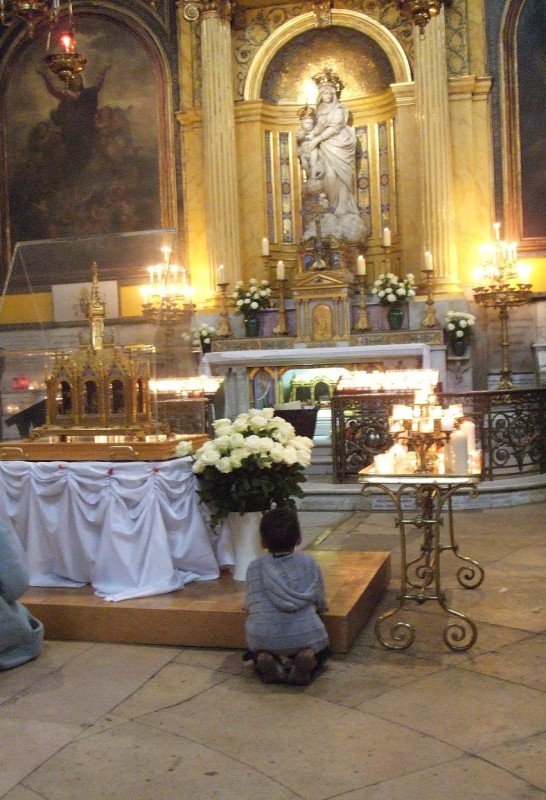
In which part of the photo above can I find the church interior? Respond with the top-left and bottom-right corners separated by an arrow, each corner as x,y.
0,0 -> 545,797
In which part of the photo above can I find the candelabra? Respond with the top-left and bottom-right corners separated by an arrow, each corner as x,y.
420,266 -> 440,328
273,278 -> 289,336
473,224 -> 532,390
354,273 -> 371,332
215,282 -> 233,338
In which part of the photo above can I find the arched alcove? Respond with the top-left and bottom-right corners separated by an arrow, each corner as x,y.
0,7 -> 179,280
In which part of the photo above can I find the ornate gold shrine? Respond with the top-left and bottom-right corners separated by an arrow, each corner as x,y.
1,264 -> 207,461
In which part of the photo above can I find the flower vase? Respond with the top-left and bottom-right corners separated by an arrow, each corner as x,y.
451,338 -> 468,357
245,316 -> 260,338
201,341 -> 211,354
228,511 -> 264,581
386,305 -> 404,330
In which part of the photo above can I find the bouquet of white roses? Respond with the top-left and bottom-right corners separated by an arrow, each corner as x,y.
372,272 -> 416,306
232,279 -> 272,320
444,311 -> 476,340
192,408 -> 313,526
192,323 -> 216,350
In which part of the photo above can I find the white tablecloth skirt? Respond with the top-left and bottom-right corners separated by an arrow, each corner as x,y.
0,458 -> 233,602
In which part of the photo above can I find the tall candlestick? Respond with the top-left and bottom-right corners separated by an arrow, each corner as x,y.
382,227 -> 391,248
217,264 -> 226,284
276,260 -> 285,281
356,255 -> 366,276
261,237 -> 270,256
424,251 -> 433,272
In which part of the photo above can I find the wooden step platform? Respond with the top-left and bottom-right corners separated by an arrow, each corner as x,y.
21,551 -> 390,654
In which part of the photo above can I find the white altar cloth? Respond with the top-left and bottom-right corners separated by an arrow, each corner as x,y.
0,458 -> 233,602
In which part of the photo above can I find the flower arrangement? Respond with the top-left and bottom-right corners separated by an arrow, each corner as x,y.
444,311 -> 476,340
192,408 -> 313,527
232,279 -> 272,320
175,440 -> 194,457
193,323 -> 216,352
372,272 -> 417,306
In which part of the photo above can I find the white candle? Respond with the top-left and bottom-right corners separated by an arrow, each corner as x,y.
382,227 -> 391,247
441,415 -> 455,432
459,419 -> 476,452
424,251 -> 434,272
450,429 -> 469,474
276,260 -> 285,281
356,255 -> 366,276
217,264 -> 225,284
261,237 -> 270,256
148,266 -> 154,285
493,221 -> 501,241
420,419 -> 434,433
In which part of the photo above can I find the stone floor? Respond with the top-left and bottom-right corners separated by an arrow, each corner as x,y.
1,504 -> 545,800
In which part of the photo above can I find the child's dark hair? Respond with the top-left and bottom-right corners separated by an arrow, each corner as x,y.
260,507 -> 301,554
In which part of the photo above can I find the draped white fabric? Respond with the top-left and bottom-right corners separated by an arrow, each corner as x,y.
0,458 -> 234,602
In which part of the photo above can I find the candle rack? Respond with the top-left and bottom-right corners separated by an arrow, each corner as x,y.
273,277 -> 289,336
354,273 -> 371,332
215,281 -> 233,338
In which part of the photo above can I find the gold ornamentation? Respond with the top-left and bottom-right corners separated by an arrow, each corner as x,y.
0,0 -> 59,37
313,0 -> 332,28
45,51 -> 87,87
312,66 -> 344,96
396,0 -> 451,32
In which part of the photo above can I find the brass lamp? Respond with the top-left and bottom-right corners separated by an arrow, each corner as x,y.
0,0 -> 59,36
472,223 -> 532,390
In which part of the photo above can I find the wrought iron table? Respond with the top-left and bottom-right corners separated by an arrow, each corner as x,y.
360,473 -> 484,652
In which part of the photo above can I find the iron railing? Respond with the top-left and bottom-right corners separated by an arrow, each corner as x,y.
331,387 -> 546,483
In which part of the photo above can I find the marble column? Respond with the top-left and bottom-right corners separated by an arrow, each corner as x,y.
414,8 -> 459,292
198,0 -> 241,290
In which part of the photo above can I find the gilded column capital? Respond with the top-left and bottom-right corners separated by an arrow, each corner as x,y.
180,0 -> 233,23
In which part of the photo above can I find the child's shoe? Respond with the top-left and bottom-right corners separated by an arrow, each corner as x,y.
287,648 -> 316,686
256,652 -> 287,684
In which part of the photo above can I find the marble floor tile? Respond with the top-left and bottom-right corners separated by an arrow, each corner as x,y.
137,678 -> 460,799
476,732 -> 546,791
459,633 -> 546,691
0,641 -> 96,700
0,643 -> 179,726
455,567 -> 545,632
358,668 -> 546,752
333,753 -> 545,800
113,662 -> 229,718
2,786 -> 48,800
174,646 -> 247,675
0,717 -> 81,797
23,720 -> 301,800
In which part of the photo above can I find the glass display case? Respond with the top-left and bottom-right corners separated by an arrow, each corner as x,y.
0,231 -> 217,458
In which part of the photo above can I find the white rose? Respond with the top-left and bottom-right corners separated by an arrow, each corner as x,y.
214,435 -> 232,453
250,301 -> 259,310
282,445 -> 299,465
215,456 -> 233,473
175,440 -> 193,457
236,280 -> 244,288
200,448 -> 221,466
243,298 -> 251,304
269,442 -> 285,462
249,278 -> 257,284
446,322 -> 455,331
467,318 -> 475,326
236,299 -> 243,307
250,414 -> 268,431
459,319 -> 468,328
456,330 -> 464,338
397,287 -> 406,296
260,408 -> 274,419
260,290 -> 268,297
229,432 -> 245,448
296,450 -> 312,467
244,434 -> 264,453
293,436 -> 314,451
377,290 -> 385,298
232,417 -> 249,433
230,447 -> 250,468
192,458 -> 206,474
387,294 -> 397,303
257,436 -> 275,452
407,289 -> 415,297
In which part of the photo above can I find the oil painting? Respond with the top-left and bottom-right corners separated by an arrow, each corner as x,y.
2,14 -> 163,272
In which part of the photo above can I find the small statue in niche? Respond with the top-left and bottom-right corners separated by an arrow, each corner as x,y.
298,66 -> 365,243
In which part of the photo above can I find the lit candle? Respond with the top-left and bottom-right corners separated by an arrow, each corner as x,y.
217,264 -> 225,284
441,415 -> 455,432
459,419 -> 476,452
356,255 -> 366,276
450,429 -> 469,474
261,237 -> 270,257
420,419 -> 434,433
148,266 -> 154,285
493,222 -> 501,241
382,227 -> 391,247
276,260 -> 285,281
424,251 -> 434,272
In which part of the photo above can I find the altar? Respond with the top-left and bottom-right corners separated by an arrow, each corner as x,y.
0,457 -> 233,602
